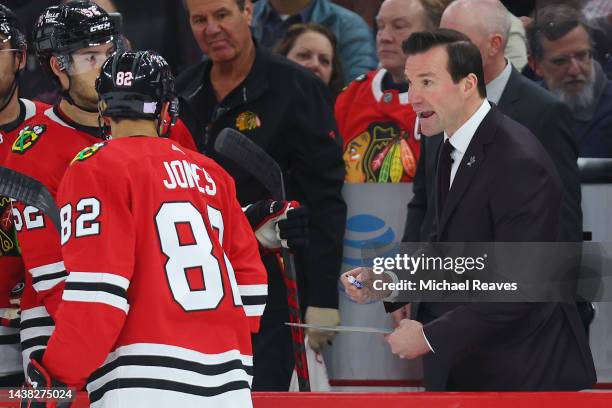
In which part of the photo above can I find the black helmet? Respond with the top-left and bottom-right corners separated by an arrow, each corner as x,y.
0,4 -> 26,51
33,1 -> 118,72
96,50 -> 176,121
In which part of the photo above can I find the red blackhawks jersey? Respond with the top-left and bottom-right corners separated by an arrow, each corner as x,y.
2,105 -> 197,375
0,99 -> 49,377
44,136 -> 267,408
335,68 -> 420,183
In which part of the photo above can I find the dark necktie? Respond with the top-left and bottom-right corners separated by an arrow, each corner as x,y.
437,139 -> 455,211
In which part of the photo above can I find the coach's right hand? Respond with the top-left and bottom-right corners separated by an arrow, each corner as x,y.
340,268 -> 392,304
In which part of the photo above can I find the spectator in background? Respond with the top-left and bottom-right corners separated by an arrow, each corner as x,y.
331,0 -> 384,28
519,0 -> 611,80
275,22 -> 345,99
504,12 -> 528,70
404,0 -> 581,246
251,0 -> 377,82
335,0 -> 449,184
177,0 -> 346,391
527,5 -> 612,157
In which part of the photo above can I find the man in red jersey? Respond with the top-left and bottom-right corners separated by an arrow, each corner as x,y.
3,1 -> 198,378
22,50 -> 267,408
335,0 -> 448,183
0,3 -> 49,387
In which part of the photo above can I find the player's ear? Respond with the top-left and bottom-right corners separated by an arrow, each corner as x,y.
16,49 -> 26,71
50,55 -> 70,89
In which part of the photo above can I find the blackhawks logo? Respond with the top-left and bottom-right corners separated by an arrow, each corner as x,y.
12,125 -> 47,154
72,142 -> 107,164
235,111 -> 261,132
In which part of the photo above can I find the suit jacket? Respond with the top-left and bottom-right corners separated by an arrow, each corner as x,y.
403,67 -> 582,243
391,106 -> 596,391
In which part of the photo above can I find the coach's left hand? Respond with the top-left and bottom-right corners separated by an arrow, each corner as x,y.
385,319 -> 431,359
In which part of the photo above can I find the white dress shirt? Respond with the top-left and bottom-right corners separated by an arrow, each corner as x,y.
445,99 -> 491,188
486,60 -> 513,105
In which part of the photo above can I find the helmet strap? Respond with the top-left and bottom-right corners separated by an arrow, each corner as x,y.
63,76 -> 100,114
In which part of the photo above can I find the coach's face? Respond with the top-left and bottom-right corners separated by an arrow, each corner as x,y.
405,46 -> 467,136
186,0 -> 253,64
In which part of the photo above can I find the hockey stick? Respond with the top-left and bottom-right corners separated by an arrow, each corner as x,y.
214,128 -> 311,392
0,166 -> 61,232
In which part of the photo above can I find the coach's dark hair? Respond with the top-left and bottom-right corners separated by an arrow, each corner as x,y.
402,28 -> 486,98
526,5 -> 591,62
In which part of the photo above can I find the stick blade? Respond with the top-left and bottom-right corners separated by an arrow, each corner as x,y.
214,128 -> 284,201
0,166 -> 60,232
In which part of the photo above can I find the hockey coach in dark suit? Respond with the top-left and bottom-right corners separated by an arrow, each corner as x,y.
342,29 -> 596,391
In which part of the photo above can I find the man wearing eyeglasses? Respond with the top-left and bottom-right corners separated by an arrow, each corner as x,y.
527,4 -> 612,158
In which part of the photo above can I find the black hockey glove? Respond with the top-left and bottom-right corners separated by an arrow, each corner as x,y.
21,349 -> 70,408
244,200 -> 309,251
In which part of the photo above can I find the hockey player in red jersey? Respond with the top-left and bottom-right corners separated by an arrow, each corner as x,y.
3,1 -> 197,378
21,50 -> 268,408
3,2 -> 122,375
0,4 -> 49,387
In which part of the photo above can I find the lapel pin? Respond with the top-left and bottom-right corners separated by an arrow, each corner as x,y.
467,156 -> 476,167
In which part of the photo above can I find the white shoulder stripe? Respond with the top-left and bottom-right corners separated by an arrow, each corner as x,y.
371,68 -> 386,102
30,261 -> 66,278
67,272 -> 130,290
243,304 -> 265,317
237,284 -> 267,297
62,290 -> 129,314
33,277 -> 67,293
20,98 -> 37,120
44,107 -> 74,129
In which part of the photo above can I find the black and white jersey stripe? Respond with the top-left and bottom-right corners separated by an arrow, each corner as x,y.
86,344 -> 253,408
30,261 -> 68,293
0,314 -> 22,377
62,272 -> 130,314
19,306 -> 54,373
21,98 -> 37,120
238,284 -> 267,317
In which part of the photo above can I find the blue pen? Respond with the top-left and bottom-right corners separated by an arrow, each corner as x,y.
347,275 -> 364,289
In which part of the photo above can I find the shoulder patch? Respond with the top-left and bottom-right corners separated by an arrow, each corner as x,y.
11,125 -> 47,154
71,142 -> 108,164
